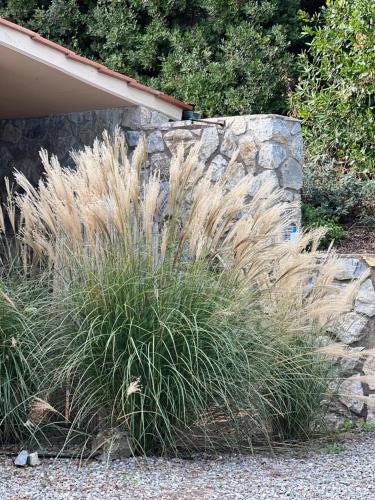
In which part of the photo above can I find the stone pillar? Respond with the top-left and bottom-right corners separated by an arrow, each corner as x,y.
127,114 -> 303,223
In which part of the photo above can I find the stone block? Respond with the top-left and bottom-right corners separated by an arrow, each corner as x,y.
339,378 -> 365,415
248,118 -> 291,143
0,146 -> 16,176
0,122 -> 22,144
157,181 -> 170,219
290,135 -> 304,163
200,126 -> 219,161
210,155 -> 228,181
164,129 -> 195,155
150,110 -> 170,126
258,143 -> 286,169
227,116 -> 247,135
220,129 -> 237,158
366,394 -> 375,423
354,279 -> 375,317
28,452 -> 41,467
121,106 -> 152,128
270,119 -> 292,142
363,355 -> 375,390
280,190 -> 294,202
288,120 -> 301,136
248,170 -> 279,197
226,162 -> 246,190
126,130 -> 141,147
192,129 -> 202,137
238,136 -> 257,167
78,120 -> 98,146
364,256 -> 375,267
54,120 -> 74,140
17,158 -> 43,185
335,312 -> 368,344
340,346 -> 365,372
315,335 -> 332,347
147,131 -> 164,153
335,258 -> 368,280
14,450 -> 28,467
279,158 -> 303,190
149,152 -> 170,179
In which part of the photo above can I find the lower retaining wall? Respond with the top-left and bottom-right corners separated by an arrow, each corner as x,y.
330,254 -> 375,423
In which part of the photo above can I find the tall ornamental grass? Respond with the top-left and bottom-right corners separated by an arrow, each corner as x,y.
0,270 -> 49,445
4,130 -> 355,454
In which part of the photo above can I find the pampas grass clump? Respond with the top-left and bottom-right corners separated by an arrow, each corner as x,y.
2,130 -> 355,454
0,272 -> 49,444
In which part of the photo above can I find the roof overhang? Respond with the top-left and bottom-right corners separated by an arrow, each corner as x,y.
0,18 -> 192,120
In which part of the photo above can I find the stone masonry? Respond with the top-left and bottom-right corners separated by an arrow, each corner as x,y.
0,106 -> 170,191
330,255 -> 375,423
0,106 -> 303,221
135,114 -> 302,203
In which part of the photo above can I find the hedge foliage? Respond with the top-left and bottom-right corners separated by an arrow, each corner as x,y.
1,1 -> 373,226
292,0 -> 375,172
0,0 -> 312,117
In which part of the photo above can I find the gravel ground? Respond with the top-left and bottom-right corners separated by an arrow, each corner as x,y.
1,431 -> 375,499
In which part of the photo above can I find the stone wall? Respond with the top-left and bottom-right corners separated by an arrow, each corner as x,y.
0,106 -> 303,218
331,255 -> 375,423
0,106 -> 170,190
136,114 -> 303,203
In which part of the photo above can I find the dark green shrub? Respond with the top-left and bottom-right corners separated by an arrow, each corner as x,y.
0,0 -> 303,117
303,154 -> 375,223
302,202 -> 343,248
292,0 -> 375,172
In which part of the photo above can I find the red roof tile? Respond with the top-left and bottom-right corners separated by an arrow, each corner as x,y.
0,17 -> 192,111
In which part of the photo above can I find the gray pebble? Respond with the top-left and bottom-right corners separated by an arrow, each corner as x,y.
2,432 -> 375,498
28,452 -> 41,467
14,450 -> 28,467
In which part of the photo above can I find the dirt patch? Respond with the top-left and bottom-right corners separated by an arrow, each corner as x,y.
335,224 -> 375,254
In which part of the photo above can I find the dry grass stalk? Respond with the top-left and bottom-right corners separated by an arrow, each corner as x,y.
317,345 -> 375,358
0,128 -> 356,336
28,397 -> 58,424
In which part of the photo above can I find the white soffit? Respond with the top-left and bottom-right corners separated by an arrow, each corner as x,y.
0,19 -> 191,120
